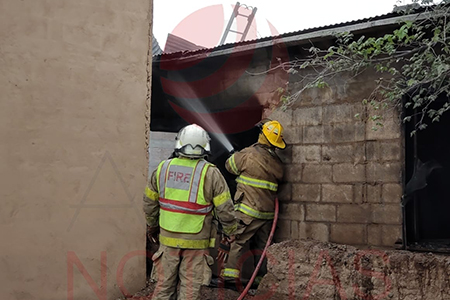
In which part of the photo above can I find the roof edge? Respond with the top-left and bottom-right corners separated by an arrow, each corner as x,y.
153,10 -> 430,63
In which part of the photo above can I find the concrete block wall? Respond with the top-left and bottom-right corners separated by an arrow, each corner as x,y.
0,1 -> 152,299
266,73 -> 403,248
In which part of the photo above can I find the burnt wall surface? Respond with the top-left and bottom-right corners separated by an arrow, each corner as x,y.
0,1 -> 152,299
266,70 -> 403,248
258,240 -> 450,300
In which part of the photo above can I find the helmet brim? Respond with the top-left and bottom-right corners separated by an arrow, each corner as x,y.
271,138 -> 286,150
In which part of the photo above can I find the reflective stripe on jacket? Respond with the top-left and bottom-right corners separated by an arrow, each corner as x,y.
236,175 -> 278,191
159,235 -> 215,249
225,143 -> 283,220
143,157 -> 237,250
156,158 -> 212,234
235,203 -> 275,220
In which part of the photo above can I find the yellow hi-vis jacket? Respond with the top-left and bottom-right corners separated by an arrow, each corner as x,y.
225,143 -> 283,220
143,157 -> 237,249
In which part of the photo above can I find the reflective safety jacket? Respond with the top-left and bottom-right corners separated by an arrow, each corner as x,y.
225,143 -> 283,220
143,157 -> 237,249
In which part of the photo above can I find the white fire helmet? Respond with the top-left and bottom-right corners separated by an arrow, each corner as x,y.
175,124 -> 211,158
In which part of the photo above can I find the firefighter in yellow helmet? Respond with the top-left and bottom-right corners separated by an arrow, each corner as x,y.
143,124 -> 237,300
220,120 -> 285,287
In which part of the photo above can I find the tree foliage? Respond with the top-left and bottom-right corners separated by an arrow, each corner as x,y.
278,0 -> 450,135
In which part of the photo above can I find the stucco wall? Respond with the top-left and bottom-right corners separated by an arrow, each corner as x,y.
0,1 -> 152,299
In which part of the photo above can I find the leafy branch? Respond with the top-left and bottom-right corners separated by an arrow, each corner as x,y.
276,0 -> 450,134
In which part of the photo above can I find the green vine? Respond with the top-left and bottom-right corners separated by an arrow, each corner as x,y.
277,0 -> 450,135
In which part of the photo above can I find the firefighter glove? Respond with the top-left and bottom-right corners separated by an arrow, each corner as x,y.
216,237 -> 230,264
147,225 -> 159,244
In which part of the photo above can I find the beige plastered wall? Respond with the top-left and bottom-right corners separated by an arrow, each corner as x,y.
0,0 -> 152,299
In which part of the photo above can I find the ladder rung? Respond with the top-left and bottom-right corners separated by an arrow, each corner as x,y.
219,2 -> 257,46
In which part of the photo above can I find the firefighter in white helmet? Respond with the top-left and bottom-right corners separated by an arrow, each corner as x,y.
143,124 -> 237,300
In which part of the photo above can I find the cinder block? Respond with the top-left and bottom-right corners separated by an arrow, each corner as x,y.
367,224 -> 382,246
368,224 -> 402,246
292,184 -> 321,202
379,141 -> 402,161
353,183 -> 366,203
323,103 -> 358,124
366,109 -> 401,140
278,183 -> 292,202
305,204 -> 336,222
332,163 -> 365,183
337,204 -> 371,223
268,108 -> 293,127
275,219 -> 291,242
382,183 -> 402,203
366,184 -> 382,203
366,140 -> 402,162
293,107 -> 322,126
322,144 -> 359,163
322,184 -> 353,203
332,122 -> 365,143
367,162 -> 402,183
279,203 -> 304,221
293,84 -> 332,106
284,164 -> 302,182
303,164 -> 332,183
354,142 -> 366,163
371,204 -> 402,224
290,220 -> 300,239
303,125 -> 333,144
276,145 -> 292,164
330,224 -> 366,245
381,224 -> 402,246
365,141 -> 378,161
293,145 -> 321,163
283,126 -> 302,144
303,222 -> 329,242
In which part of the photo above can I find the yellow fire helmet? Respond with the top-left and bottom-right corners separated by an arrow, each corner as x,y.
261,120 -> 286,149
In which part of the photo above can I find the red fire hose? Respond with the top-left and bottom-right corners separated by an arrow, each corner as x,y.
237,197 -> 279,300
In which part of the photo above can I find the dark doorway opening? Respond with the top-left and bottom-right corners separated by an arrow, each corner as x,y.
404,94 -> 450,252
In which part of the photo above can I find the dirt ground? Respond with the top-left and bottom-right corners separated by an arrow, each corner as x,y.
119,281 -> 254,300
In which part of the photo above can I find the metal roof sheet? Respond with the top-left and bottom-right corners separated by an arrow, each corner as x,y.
163,33 -> 205,54
153,6 -> 428,60
152,36 -> 163,56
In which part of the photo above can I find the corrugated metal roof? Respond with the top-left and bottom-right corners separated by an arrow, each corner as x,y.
163,33 -> 205,54
153,6 -> 428,60
152,36 -> 163,56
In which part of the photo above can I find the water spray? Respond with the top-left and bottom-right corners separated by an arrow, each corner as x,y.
169,84 -> 235,153
210,132 -> 234,154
